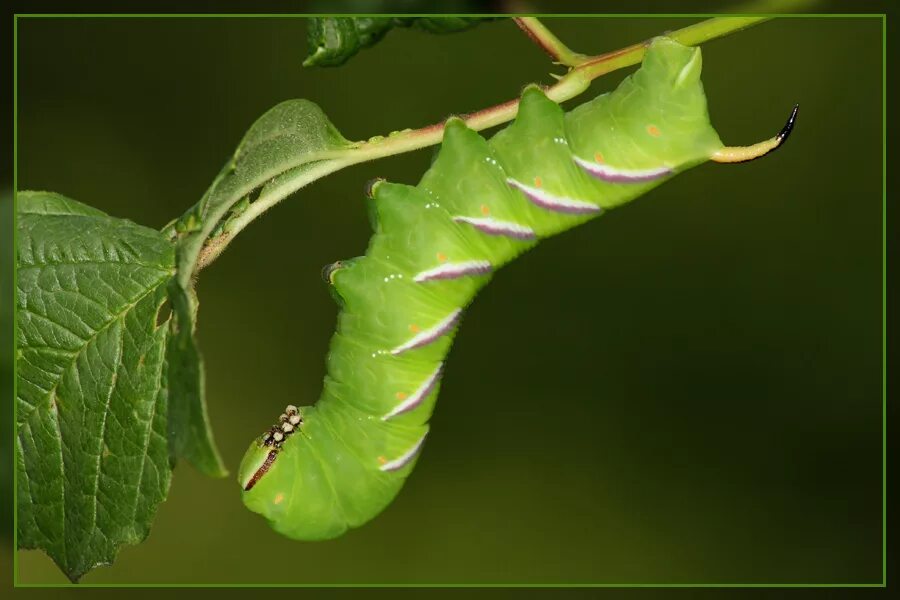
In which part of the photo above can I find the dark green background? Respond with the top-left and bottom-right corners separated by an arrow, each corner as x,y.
9,16 -> 882,584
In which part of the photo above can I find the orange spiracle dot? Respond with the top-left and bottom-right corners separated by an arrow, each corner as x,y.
594,152 -> 605,164
480,204 -> 490,216
646,125 -> 661,137
377,456 -> 387,465
273,493 -> 285,505
395,391 -> 408,400
436,252 -> 447,262
533,176 -> 543,188
409,324 -> 421,333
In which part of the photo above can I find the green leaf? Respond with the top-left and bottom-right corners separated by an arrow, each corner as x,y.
16,191 -> 176,581
163,99 -> 356,477
304,16 -> 498,68
232,99 -> 352,182
174,98 -> 354,288
165,282 -> 227,478
304,17 -> 391,67
165,100 -> 358,482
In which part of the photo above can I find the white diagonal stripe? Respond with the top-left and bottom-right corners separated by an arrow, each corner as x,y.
573,156 -> 672,183
506,177 -> 601,214
379,431 -> 429,472
453,216 -> 536,240
382,363 -> 443,421
413,260 -> 492,282
390,309 -> 462,355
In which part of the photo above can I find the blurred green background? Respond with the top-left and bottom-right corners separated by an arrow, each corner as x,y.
8,16 -> 882,584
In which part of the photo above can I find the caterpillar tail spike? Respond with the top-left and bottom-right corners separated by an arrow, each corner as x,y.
710,103 -> 799,164
238,37 -> 796,541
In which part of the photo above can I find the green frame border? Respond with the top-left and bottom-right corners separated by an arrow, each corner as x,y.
10,12 -> 887,588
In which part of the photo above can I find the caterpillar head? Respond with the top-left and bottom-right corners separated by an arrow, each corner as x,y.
238,404 -> 303,491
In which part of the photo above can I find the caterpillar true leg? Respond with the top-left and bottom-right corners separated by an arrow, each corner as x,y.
238,37 -> 797,540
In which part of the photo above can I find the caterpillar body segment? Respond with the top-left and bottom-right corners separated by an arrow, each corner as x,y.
238,37 -> 795,540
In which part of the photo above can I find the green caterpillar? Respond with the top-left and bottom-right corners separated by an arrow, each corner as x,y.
237,37 -> 796,540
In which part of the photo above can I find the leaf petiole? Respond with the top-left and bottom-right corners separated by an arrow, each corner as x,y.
513,17 -> 590,67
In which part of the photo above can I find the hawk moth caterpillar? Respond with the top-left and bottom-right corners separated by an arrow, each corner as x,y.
237,37 -> 797,540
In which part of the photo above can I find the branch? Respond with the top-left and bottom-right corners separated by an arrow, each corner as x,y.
196,16 -> 770,271
513,17 -> 589,67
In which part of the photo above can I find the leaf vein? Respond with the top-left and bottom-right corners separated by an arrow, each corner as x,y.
90,315 -> 125,541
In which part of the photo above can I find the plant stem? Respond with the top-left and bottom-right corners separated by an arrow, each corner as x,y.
197,16 -> 770,272
513,17 -> 590,67
578,16 -> 770,82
